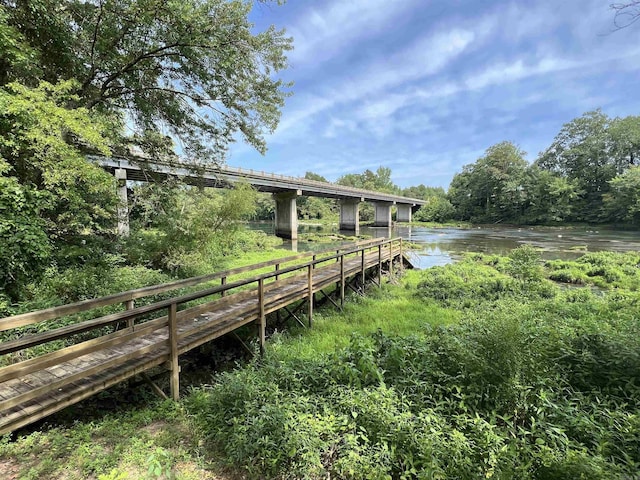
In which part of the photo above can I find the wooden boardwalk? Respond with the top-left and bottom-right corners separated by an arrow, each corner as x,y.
0,238 -> 410,435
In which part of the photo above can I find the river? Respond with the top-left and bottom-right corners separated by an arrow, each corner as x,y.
247,222 -> 640,269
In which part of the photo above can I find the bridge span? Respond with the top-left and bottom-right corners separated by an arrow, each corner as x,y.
90,155 -> 426,239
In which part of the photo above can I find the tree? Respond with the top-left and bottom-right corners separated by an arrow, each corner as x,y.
536,110 -> 616,222
609,115 -> 640,167
604,166 -> 640,224
402,184 -> 447,201
413,197 -> 455,222
448,142 -> 528,223
0,0 -> 292,298
297,172 -> 336,220
1,0 -> 292,162
521,166 -> 579,224
0,81 -> 118,288
304,171 -> 328,183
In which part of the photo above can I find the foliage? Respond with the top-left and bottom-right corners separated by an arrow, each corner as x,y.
520,166 -> 578,223
181,248 -> 640,479
506,244 -> 544,284
126,183 -> 261,276
446,112 -> 640,225
605,165 -> 640,224
188,258 -> 640,478
1,0 -> 292,162
0,162 -> 50,299
297,172 -> 338,221
412,196 -> 455,222
401,184 -> 446,201
0,0 -> 293,300
448,141 -> 528,223
535,110 -> 640,223
0,399 -> 205,480
0,80 -> 118,299
545,250 -> 640,290
337,166 -> 399,195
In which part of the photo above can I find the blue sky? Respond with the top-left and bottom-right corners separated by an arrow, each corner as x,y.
228,0 -> 640,189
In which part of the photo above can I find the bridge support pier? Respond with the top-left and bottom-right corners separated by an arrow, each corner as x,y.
396,204 -> 413,223
274,190 -> 300,240
373,201 -> 394,227
339,198 -> 362,234
115,169 -> 129,236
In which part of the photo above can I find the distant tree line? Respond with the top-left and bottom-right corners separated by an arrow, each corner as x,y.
448,110 -> 640,225
253,110 -> 640,227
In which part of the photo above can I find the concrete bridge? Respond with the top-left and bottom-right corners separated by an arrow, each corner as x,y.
90,155 -> 426,239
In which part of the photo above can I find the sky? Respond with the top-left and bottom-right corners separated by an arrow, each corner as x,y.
227,0 -> 640,189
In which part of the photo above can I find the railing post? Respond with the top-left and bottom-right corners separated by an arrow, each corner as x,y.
360,247 -> 365,287
221,276 -> 227,297
168,303 -> 180,401
389,241 -> 393,273
307,264 -> 313,327
340,254 -> 345,308
258,278 -> 265,355
275,264 -> 281,323
378,244 -> 382,286
312,254 -> 316,269
399,238 -> 404,273
125,300 -> 134,328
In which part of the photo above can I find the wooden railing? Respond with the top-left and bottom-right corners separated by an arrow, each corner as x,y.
0,237 -> 404,433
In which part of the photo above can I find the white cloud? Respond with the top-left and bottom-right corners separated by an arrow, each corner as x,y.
288,0 -> 421,65
274,25 -> 482,140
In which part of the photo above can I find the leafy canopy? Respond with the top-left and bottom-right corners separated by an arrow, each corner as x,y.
2,0 -> 292,161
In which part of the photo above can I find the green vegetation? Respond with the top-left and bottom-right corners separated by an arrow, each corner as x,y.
0,0 -> 291,306
185,247 -> 640,479
449,112 -> 640,225
0,399 -> 218,480
3,247 -> 640,479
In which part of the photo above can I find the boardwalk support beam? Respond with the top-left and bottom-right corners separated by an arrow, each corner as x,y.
142,373 -> 168,400
307,265 -> 313,327
258,278 -> 266,354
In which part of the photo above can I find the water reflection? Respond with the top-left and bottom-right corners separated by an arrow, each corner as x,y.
247,222 -> 640,270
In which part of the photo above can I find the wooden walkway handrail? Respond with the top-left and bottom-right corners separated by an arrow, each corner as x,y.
0,237 -> 388,332
0,238 -> 402,356
0,237 -> 408,435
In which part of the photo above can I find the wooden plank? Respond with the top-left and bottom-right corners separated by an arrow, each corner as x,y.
0,354 -> 166,435
0,318 -> 167,384
0,340 -> 168,412
0,238 -> 399,435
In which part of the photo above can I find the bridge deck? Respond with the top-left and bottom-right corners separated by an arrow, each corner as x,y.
0,239 -> 409,435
